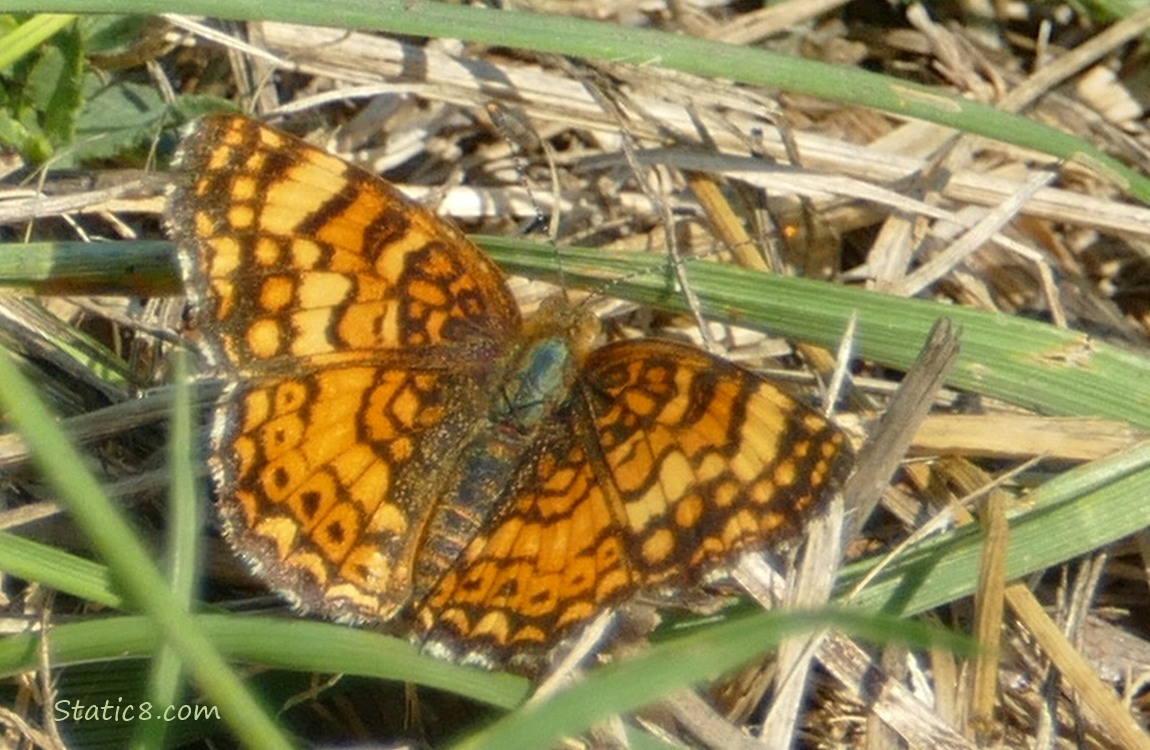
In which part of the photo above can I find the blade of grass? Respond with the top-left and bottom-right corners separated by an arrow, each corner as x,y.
448,609 -> 973,750
0,346 -> 291,749
0,615 -> 530,710
8,238 -> 1150,428
0,14 -> 77,70
0,529 -> 121,608
133,351 -> 200,750
6,1 -> 1150,201
485,238 -> 1150,428
840,439 -> 1150,616
0,240 -> 178,296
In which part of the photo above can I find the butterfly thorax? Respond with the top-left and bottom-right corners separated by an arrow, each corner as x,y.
494,336 -> 571,435
491,297 -> 600,434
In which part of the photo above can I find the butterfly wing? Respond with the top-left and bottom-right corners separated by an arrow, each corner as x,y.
170,115 -> 521,620
170,114 -> 520,371
417,338 -> 849,667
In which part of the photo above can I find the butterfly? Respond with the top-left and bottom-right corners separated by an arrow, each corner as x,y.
168,113 -> 849,670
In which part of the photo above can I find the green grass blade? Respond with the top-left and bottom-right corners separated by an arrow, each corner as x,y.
0,615 -> 530,710
7,237 -> 1150,428
133,352 -> 201,750
841,439 -> 1150,616
0,13 -> 76,70
0,240 -> 178,296
2,1 -> 1147,201
486,238 -> 1150,428
0,529 -> 121,608
0,347 -> 292,749
448,609 -> 973,750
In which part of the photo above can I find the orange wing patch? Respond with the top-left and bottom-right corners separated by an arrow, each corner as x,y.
170,114 -> 850,673
218,364 -> 487,621
417,339 -> 847,666
170,114 -> 520,373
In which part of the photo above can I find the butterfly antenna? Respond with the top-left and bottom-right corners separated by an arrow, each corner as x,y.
486,102 -> 569,296
570,66 -> 719,349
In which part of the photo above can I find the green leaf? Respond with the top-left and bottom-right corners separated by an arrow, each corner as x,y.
83,13 -> 152,54
73,75 -> 167,160
40,21 -> 83,149
0,13 -> 75,70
